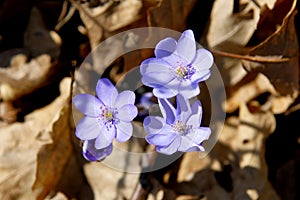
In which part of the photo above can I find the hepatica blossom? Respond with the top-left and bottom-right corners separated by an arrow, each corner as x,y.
143,95 -> 211,155
140,29 -> 214,99
73,78 -> 138,161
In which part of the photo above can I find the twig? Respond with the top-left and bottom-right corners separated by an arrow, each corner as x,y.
68,0 -> 104,30
210,49 -> 290,63
55,1 -> 76,31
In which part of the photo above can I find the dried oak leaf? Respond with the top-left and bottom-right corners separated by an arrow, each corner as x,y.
75,0 -> 142,48
0,78 -> 72,200
147,0 -> 197,31
243,0 -> 299,97
32,78 -> 73,200
0,54 -> 59,101
250,0 -> 295,44
207,0 -> 261,86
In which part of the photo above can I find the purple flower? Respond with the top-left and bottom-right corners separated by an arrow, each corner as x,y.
140,30 -> 213,99
82,139 -> 113,161
73,78 -> 138,152
143,94 -> 211,155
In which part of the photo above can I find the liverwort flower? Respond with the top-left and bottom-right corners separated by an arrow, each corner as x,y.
73,78 -> 138,159
140,29 -> 213,99
82,139 -> 113,161
143,94 -> 211,155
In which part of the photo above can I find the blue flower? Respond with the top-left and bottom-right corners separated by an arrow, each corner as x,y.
73,78 -> 138,151
143,94 -> 211,155
140,30 -> 213,99
82,139 -> 113,161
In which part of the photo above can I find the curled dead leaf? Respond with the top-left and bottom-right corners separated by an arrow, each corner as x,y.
0,54 -> 60,101
242,0 -> 299,97
32,78 -> 73,200
0,78 -> 72,200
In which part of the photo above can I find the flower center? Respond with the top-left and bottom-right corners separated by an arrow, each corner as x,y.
171,120 -> 191,135
99,105 -> 119,129
174,65 -> 195,80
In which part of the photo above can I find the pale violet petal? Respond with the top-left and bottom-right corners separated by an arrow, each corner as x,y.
186,145 -> 205,152
175,30 -> 196,62
146,132 -> 177,146
162,53 -> 188,67
73,94 -> 102,117
155,37 -> 177,58
75,117 -> 102,140
187,100 -> 203,128
95,125 -> 116,149
156,136 -> 181,155
176,94 -> 192,122
116,104 -> 138,122
178,135 -> 194,152
190,71 -> 211,83
96,78 -> 118,106
178,128 -> 210,152
153,86 -> 178,99
141,71 -> 175,88
191,48 -> 214,71
143,116 -> 165,134
82,140 -> 113,161
178,81 -> 200,99
140,58 -> 171,75
115,91 -> 136,108
158,98 -> 176,124
186,127 -> 211,144
115,121 -> 133,142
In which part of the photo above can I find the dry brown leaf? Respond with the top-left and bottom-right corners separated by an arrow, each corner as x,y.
224,72 -> 295,114
147,0 -> 197,31
250,0 -> 295,44
32,78 -> 73,200
243,0 -> 299,97
0,54 -> 59,101
207,0 -> 262,86
225,73 -> 274,113
0,78 -> 72,200
76,0 -> 142,48
24,7 -> 61,58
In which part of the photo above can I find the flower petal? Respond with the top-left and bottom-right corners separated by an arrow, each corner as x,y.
142,71 -> 175,88
140,58 -> 171,75
146,132 -> 177,146
156,136 -> 181,155
178,81 -> 200,99
115,91 -> 136,108
178,127 -> 211,152
175,30 -> 196,62
82,140 -> 113,161
191,48 -> 214,71
190,71 -> 211,83
153,86 -> 178,99
73,94 -> 102,117
116,104 -> 138,122
143,116 -> 165,134
186,127 -> 211,145
176,94 -> 191,122
95,126 -> 115,149
158,98 -> 176,124
178,128 -> 210,152
115,121 -> 133,142
75,117 -> 102,140
96,78 -> 118,106
187,100 -> 202,128
154,37 -> 177,58
178,135 -> 194,152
